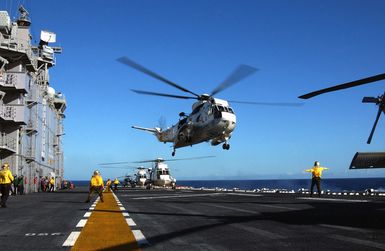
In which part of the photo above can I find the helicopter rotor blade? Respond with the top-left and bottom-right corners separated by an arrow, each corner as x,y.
210,64 -> 258,96
117,57 -> 200,97
362,97 -> 379,103
228,100 -> 304,107
299,73 -> 385,99
161,155 -> 215,162
367,105 -> 383,144
132,156 -> 215,163
98,161 -> 133,166
131,89 -> 198,100
99,166 -> 138,169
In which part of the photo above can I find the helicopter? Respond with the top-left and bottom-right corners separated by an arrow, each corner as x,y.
118,57 -> 302,156
100,166 -> 149,187
99,156 -> 214,189
299,72 -> 385,144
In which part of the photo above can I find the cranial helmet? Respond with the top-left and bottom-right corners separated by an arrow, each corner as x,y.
314,161 -> 320,166
94,170 -> 100,175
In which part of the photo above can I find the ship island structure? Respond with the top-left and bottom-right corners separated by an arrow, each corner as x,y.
0,6 -> 66,193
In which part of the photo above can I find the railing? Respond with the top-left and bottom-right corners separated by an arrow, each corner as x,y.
0,34 -> 38,69
0,105 -> 26,123
25,148 -> 35,161
26,87 -> 38,104
0,105 -> 15,120
0,134 -> 16,152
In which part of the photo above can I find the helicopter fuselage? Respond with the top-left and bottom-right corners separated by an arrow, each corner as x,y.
133,98 -> 236,154
149,162 -> 176,187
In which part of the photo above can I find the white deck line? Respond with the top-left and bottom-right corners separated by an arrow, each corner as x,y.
89,207 -> 95,211
298,197 -> 369,203
132,230 -> 148,246
83,212 -> 92,218
319,224 -> 372,233
132,193 -> 224,200
76,219 -> 87,228
330,234 -> 385,250
62,231 -> 81,247
119,206 -> 126,211
126,218 -> 136,226
122,212 -> 129,217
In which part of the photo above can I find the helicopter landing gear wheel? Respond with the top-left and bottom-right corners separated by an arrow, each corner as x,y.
222,143 -> 230,150
172,150 -> 176,156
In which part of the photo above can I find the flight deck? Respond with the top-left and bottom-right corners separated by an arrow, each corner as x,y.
0,187 -> 385,250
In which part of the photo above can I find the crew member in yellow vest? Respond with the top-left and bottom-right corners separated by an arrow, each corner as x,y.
49,177 -> 55,192
305,161 -> 329,197
0,163 -> 14,208
113,178 -> 120,192
106,179 -> 112,192
85,170 -> 104,203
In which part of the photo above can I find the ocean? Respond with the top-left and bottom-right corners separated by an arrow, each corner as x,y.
72,178 -> 385,192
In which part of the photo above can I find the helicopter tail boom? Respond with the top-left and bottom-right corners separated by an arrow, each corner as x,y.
132,125 -> 160,134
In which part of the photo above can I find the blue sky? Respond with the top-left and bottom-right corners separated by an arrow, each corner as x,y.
3,0 -> 385,180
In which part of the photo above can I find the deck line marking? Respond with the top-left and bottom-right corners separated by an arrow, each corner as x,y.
132,193 -> 224,200
132,230 -> 148,246
319,224 -> 372,233
119,206 -> 126,211
83,212 -> 92,218
226,193 -> 262,197
89,207 -> 95,210
206,203 -> 259,214
298,197 -> 369,203
62,231 -> 81,247
122,212 -> 130,217
126,218 -> 137,226
231,224 -> 285,239
330,234 -> 385,250
256,204 -> 298,211
76,219 -> 87,228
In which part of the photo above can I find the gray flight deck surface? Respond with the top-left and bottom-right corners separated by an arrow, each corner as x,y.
1,187 -> 385,250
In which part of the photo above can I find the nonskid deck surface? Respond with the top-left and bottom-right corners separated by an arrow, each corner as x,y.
0,187 -> 385,250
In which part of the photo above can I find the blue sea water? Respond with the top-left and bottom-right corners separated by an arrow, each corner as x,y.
73,178 -> 385,192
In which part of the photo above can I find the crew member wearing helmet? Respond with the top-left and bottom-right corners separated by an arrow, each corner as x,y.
0,163 -> 14,208
85,170 -> 104,203
113,178 -> 120,192
305,161 -> 329,197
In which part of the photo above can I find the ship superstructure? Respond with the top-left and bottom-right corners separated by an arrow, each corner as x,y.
0,6 -> 66,193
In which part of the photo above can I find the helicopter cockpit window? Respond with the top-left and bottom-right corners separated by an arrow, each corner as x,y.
192,104 -> 204,115
178,117 -> 187,128
217,105 -> 225,112
228,107 -> 234,114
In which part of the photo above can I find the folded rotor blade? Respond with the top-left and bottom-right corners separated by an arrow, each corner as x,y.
131,89 -> 197,100
210,64 -> 258,96
228,100 -> 304,107
367,106 -> 383,144
117,57 -> 200,97
299,73 -> 385,99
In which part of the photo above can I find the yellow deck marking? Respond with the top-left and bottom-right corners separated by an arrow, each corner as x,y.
71,192 -> 140,251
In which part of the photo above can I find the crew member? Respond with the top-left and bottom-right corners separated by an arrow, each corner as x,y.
305,161 -> 329,197
49,177 -> 55,192
113,178 -> 120,192
106,179 -> 112,192
0,163 -> 14,208
85,170 -> 104,203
